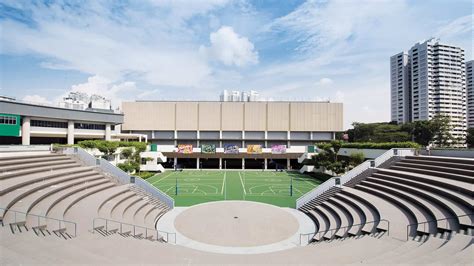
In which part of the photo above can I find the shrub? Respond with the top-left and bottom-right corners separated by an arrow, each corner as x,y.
349,152 -> 365,166
340,142 -> 420,149
136,172 -> 155,179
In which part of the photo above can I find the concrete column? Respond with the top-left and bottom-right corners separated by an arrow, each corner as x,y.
105,124 -> 112,141
219,158 -> 223,170
196,131 -> 200,149
67,121 -> 75,145
174,130 -> 178,147
174,157 -> 178,169
287,158 -> 291,170
196,157 -> 200,169
21,117 -> 30,145
242,158 -> 245,170
287,131 -> 291,148
264,158 -> 268,170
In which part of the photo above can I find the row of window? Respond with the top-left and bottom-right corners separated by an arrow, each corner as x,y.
30,120 -> 114,130
0,115 -> 17,125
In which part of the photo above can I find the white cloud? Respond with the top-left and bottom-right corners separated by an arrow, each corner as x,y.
436,15 -> 473,39
22,95 -> 51,105
57,75 -> 140,109
200,26 -> 258,66
316,78 -> 333,86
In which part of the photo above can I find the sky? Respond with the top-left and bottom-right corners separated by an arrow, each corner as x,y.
0,0 -> 472,129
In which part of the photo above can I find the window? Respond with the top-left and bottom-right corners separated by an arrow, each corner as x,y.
74,123 -> 106,130
31,120 -> 68,128
0,115 -> 17,125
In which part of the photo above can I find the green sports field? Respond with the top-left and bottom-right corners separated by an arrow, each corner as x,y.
145,170 -> 321,208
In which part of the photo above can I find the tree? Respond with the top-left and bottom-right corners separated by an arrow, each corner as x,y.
120,148 -> 133,160
431,115 -> 455,147
466,128 -> 474,148
401,120 -> 435,146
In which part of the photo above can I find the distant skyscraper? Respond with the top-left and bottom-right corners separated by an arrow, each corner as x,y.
390,38 -> 467,144
467,60 -> 474,128
220,90 -> 260,102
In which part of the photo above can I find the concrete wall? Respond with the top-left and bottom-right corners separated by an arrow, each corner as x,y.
338,148 -> 388,159
122,101 -> 343,132
419,149 -> 474,158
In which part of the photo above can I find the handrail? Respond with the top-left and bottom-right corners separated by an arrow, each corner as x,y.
58,147 -> 174,209
0,207 -> 77,237
299,219 -> 390,245
92,217 -> 176,244
296,148 -> 415,209
406,213 -> 474,240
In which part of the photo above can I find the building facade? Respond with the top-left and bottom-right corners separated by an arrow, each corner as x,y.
390,38 -> 467,144
122,101 -> 343,170
0,97 -> 124,145
390,52 -> 411,124
467,60 -> 473,128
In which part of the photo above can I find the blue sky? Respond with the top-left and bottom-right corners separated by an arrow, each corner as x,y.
0,0 -> 472,128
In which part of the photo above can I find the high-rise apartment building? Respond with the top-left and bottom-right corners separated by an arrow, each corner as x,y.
467,60 -> 473,128
390,52 -> 411,123
390,38 -> 467,144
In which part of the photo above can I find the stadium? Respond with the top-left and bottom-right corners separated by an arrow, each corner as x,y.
0,97 -> 473,265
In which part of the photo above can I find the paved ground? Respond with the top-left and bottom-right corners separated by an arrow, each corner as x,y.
157,201 -> 316,254
146,170 -> 321,207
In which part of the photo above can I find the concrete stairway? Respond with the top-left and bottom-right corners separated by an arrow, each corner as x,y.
299,155 -> 473,257
0,152 -> 171,239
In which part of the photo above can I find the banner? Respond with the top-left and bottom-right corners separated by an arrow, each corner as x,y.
247,144 -> 262,154
201,144 -> 216,154
271,144 -> 287,154
224,144 -> 239,154
177,144 -> 193,154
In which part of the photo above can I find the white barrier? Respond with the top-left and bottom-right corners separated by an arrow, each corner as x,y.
296,148 -> 415,209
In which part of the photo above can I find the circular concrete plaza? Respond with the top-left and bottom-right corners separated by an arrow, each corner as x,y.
174,201 -> 299,247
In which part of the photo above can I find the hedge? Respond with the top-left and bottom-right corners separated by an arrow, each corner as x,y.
340,142 -> 421,149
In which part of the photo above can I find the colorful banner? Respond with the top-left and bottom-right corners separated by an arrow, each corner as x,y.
247,144 -> 263,154
224,144 -> 239,154
201,144 -> 216,154
271,144 -> 287,154
177,144 -> 193,154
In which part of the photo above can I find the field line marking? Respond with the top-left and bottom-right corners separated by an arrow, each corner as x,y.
238,172 -> 247,195
192,186 -> 198,194
221,172 -> 226,195
151,171 -> 174,185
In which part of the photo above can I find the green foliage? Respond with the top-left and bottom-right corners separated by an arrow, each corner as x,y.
430,115 -> 455,147
120,148 -> 133,159
77,140 -> 149,173
117,161 -> 139,173
347,122 -> 410,143
313,141 -> 349,175
341,142 -> 420,149
135,171 -> 155,179
349,152 -> 365,166
467,128 -> 474,148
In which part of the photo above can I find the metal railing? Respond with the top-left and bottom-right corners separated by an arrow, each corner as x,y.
299,219 -> 390,245
59,147 -> 174,209
0,207 -> 77,237
296,148 -> 415,209
406,213 -> 474,240
92,218 -> 176,244
134,177 -> 175,208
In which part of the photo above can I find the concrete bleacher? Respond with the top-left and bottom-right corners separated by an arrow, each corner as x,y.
298,155 -> 473,263
0,151 -> 472,264
0,152 -> 171,239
